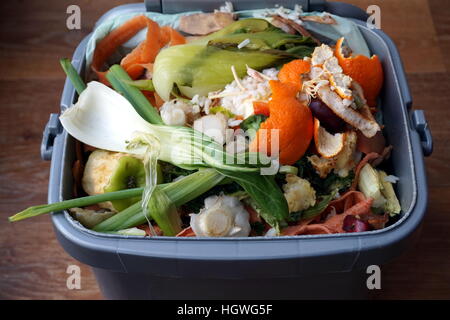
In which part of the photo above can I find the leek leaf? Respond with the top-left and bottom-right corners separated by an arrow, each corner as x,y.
60,81 -> 270,173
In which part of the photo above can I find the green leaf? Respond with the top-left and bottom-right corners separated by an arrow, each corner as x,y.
9,188 -> 144,222
296,155 -> 354,196
208,28 -> 315,51
154,44 -> 295,100
194,18 -> 272,44
290,192 -> 336,222
285,45 -> 315,58
217,169 -> 289,229
239,114 -> 268,140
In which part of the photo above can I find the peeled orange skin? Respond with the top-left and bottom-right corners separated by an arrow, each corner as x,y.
277,59 -> 311,90
335,37 -> 383,107
249,80 -> 313,165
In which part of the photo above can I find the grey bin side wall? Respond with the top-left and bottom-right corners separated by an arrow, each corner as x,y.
47,2 -> 430,298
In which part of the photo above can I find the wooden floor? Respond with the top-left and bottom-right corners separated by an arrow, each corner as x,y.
0,0 -> 449,299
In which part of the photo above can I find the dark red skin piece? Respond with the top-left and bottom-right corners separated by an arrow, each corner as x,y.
343,215 -> 371,233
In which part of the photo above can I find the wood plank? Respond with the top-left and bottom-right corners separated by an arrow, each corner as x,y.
0,0 -> 137,80
0,79 -> 101,300
428,0 -> 450,71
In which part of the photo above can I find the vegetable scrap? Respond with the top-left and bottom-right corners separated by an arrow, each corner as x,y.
10,5 -> 402,238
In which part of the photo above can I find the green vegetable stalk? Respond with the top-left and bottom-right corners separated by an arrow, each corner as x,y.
94,168 -> 225,232
60,58 -> 86,95
106,65 -> 163,125
8,188 -> 144,222
9,169 -> 225,235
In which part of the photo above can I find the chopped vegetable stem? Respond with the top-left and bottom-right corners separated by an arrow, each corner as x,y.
106,65 -> 164,125
123,79 -> 155,92
94,168 -> 225,231
8,188 -> 144,222
60,58 -> 86,95
10,168 -> 224,230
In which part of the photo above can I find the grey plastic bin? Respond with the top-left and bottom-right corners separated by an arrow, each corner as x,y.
41,0 -> 433,299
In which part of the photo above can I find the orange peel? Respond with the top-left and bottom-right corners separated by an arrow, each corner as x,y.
277,59 -> 311,91
335,37 -> 383,107
329,73 -> 353,100
249,80 -> 313,165
92,16 -> 186,84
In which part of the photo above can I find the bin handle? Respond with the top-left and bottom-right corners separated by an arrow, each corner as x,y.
411,109 -> 433,157
148,0 -> 322,13
323,1 -> 369,21
144,0 -> 368,21
144,0 -> 162,12
41,113 -> 62,161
